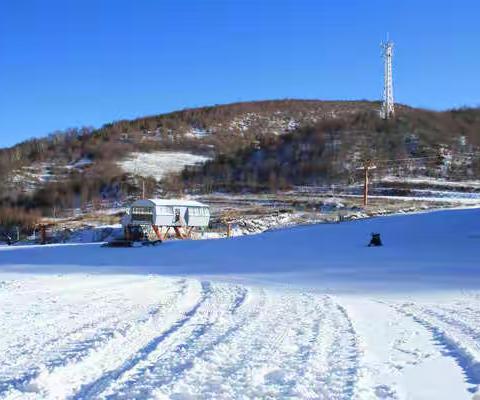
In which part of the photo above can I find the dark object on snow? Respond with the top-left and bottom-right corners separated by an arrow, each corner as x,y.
127,225 -> 145,242
102,238 -> 162,248
102,239 -> 134,248
141,239 -> 162,246
368,233 -> 383,247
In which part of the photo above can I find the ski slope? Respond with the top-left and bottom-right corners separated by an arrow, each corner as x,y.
1,208 -> 480,399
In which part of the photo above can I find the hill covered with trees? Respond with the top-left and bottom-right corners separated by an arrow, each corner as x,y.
1,99 -> 480,228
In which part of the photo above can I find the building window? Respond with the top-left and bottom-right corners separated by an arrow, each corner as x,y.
157,206 -> 173,215
131,207 -> 153,222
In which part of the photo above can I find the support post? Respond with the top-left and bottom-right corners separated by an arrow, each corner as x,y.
163,226 -> 171,240
173,226 -> 187,239
152,225 -> 162,240
363,164 -> 369,206
362,160 -> 375,207
40,225 -> 46,245
227,222 -> 231,238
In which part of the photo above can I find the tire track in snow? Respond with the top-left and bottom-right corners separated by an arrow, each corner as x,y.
160,292 -> 359,400
394,302 -> 480,389
0,278 -> 187,396
0,277 -> 175,355
71,281 -> 216,399
293,297 -> 359,400
152,287 -> 268,399
90,283 -> 251,399
327,302 -> 360,399
4,279 -> 201,400
423,306 -> 480,342
212,292 -> 324,399
437,303 -> 480,326
2,280 -> 362,400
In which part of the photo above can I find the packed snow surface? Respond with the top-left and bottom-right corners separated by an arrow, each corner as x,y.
118,151 -> 210,181
1,208 -> 480,399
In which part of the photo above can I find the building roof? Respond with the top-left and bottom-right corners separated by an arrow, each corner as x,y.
131,198 -> 208,208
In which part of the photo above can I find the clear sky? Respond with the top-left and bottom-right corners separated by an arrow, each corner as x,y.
0,0 -> 479,147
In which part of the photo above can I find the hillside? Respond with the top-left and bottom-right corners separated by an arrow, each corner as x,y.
1,99 -> 480,226
183,106 -> 480,192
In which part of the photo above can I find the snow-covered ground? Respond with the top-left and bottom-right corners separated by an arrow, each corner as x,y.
380,176 -> 480,190
1,208 -> 480,399
117,151 -> 210,181
352,192 -> 480,204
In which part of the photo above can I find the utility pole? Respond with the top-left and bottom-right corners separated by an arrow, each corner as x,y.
361,160 -> 376,206
221,209 -> 238,238
142,180 -> 145,199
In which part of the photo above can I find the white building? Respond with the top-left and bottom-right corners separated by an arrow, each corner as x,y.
124,198 -> 210,228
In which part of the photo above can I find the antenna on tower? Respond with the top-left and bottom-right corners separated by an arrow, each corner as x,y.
380,36 -> 394,119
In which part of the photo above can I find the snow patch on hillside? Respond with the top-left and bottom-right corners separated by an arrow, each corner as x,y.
185,127 -> 210,139
8,162 -> 58,193
118,151 -> 210,181
66,158 -> 93,170
381,176 -> 480,190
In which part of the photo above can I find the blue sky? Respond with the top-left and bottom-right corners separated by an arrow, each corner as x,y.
0,0 -> 479,147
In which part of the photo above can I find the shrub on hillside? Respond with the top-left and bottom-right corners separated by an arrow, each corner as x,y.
0,207 -> 40,230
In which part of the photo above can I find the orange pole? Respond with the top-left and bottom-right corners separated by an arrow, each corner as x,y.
163,226 -> 171,240
227,223 -> 231,238
152,225 -> 162,239
40,225 -> 46,245
363,165 -> 369,206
